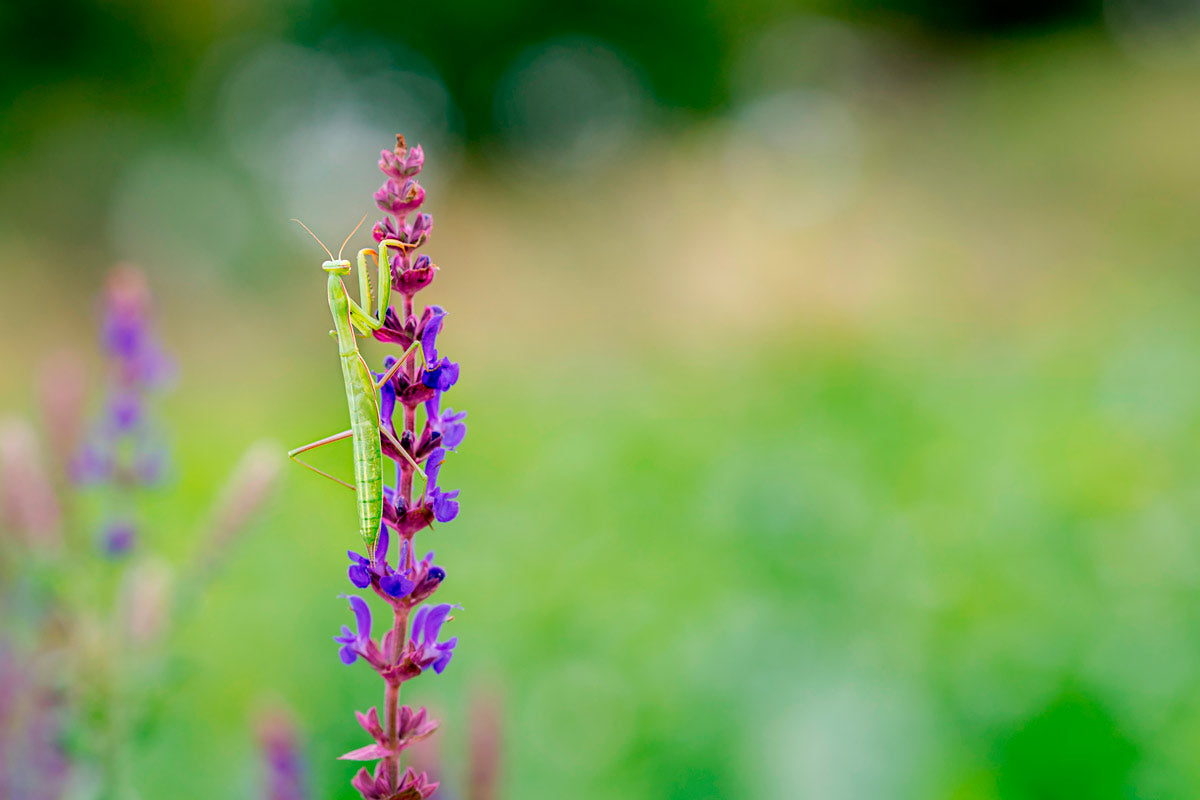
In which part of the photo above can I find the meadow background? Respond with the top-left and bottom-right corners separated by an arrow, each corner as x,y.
3,0 -> 1200,797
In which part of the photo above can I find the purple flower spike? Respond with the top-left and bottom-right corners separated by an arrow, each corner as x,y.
74,267 -> 174,553
334,134 -> 464,798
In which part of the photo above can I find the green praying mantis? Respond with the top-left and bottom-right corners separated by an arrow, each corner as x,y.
287,217 -> 428,560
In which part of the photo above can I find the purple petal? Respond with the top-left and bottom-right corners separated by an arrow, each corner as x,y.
350,768 -> 375,795
374,524 -> 390,565
339,743 -> 392,761
380,573 -> 415,598
379,148 -> 404,179
411,605 -> 428,638
356,707 -> 384,739
421,358 -> 459,392
343,595 -> 373,643
420,306 -> 446,362
441,419 -> 468,450
424,449 -> 446,493
432,490 -> 460,523
441,416 -> 467,450
404,144 -> 424,175
372,216 -> 401,243
411,213 -> 432,240
432,643 -> 456,674
423,604 -> 452,642
379,378 -> 397,430
348,563 -> 372,588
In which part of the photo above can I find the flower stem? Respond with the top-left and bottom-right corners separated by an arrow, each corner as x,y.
383,602 -> 410,785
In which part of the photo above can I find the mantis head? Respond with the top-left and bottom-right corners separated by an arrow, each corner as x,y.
292,213 -> 369,276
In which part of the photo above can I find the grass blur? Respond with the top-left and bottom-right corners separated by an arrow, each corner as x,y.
4,20 -> 1200,800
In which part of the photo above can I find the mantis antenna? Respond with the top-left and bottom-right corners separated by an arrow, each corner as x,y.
338,212 -> 371,260
290,218 -> 334,261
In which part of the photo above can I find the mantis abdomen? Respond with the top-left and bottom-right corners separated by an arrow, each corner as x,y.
343,351 -> 383,551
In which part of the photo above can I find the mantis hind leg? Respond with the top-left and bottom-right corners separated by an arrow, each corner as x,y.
372,340 -> 428,390
381,424 -> 428,486
288,429 -> 355,490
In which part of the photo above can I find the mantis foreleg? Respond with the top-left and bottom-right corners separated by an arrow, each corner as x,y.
347,239 -> 412,333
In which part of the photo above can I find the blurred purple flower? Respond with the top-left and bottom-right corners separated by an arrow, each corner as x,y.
72,266 -> 174,555
101,521 -> 136,557
0,645 -> 70,800
258,710 -> 311,800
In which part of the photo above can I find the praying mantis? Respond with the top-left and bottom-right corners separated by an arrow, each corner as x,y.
288,218 -> 428,560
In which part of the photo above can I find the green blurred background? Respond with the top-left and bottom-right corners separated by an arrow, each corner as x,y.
4,0 -> 1200,797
